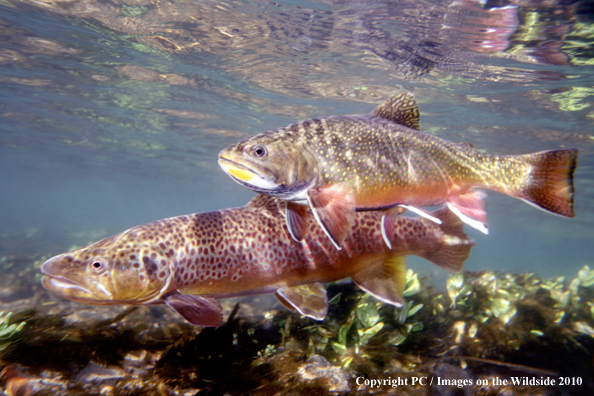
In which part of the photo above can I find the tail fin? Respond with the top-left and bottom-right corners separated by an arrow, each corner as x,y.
423,208 -> 475,273
518,149 -> 577,218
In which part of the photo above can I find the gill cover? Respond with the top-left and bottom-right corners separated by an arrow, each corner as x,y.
218,132 -> 321,197
108,247 -> 173,304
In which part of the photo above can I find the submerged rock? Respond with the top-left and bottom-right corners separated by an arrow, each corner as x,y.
297,355 -> 350,392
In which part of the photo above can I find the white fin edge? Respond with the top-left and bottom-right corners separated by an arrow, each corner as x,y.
285,207 -> 302,242
380,214 -> 393,250
447,203 -> 489,235
306,199 -> 343,251
400,205 -> 443,224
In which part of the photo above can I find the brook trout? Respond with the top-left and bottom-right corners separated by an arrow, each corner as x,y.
218,93 -> 577,249
40,195 -> 474,327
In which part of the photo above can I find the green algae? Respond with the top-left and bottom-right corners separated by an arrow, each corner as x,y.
0,267 -> 593,395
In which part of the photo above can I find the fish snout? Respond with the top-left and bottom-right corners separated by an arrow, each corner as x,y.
40,255 -> 68,276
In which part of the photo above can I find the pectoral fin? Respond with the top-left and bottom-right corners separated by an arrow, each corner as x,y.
285,202 -> 309,242
307,184 -> 356,250
351,256 -> 407,307
380,206 -> 406,249
275,283 -> 328,320
164,293 -> 223,327
447,191 -> 488,234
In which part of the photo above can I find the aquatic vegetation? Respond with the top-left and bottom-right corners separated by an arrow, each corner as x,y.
0,312 -> 25,352
0,267 -> 593,395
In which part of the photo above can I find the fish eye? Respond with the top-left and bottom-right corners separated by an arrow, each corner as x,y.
91,261 -> 103,271
252,145 -> 267,159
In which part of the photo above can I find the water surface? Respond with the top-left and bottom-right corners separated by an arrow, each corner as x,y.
1,0 -> 594,393
2,0 -> 592,281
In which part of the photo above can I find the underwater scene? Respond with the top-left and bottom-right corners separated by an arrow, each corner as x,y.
1,0 -> 594,394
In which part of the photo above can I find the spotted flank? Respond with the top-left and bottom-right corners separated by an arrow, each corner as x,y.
218,92 -> 578,248
40,194 -> 475,326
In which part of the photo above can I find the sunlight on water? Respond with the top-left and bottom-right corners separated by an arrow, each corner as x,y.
0,0 -> 593,391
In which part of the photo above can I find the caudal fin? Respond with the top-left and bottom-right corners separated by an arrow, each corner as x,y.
517,149 -> 577,218
423,208 -> 476,273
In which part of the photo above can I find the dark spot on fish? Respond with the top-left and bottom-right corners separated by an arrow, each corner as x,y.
145,259 -> 158,277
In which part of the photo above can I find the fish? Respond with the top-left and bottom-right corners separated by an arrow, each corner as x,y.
218,92 -> 578,249
40,194 -> 475,327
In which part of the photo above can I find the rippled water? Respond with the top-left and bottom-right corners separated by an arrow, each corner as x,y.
1,0 -> 593,392
2,0 -> 592,277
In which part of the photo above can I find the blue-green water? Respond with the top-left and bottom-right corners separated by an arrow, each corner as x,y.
0,0 -> 593,392
2,0 -> 592,279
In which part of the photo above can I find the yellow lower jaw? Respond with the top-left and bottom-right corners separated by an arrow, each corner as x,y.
228,167 -> 254,181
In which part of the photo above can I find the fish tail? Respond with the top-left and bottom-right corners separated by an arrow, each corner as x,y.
515,149 -> 578,218
424,207 -> 475,273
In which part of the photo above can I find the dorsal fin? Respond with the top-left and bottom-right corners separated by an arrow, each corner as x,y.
245,194 -> 280,211
370,92 -> 420,130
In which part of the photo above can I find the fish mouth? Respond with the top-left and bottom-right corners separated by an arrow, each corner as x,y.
40,258 -> 114,303
41,274 -> 101,301
218,157 -> 258,182
218,156 -> 281,193
42,275 -> 91,296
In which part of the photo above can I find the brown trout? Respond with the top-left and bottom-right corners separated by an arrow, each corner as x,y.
40,195 -> 474,327
218,93 -> 578,249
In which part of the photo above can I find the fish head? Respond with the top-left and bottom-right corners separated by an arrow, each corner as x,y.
218,128 -> 319,199
41,230 -> 174,305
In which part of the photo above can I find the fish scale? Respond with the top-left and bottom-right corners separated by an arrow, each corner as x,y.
218,92 -> 577,249
40,194 -> 475,327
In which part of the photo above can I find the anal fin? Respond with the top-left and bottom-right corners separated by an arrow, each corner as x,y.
275,283 -> 328,320
307,183 -> 356,250
164,293 -> 223,327
447,190 -> 488,234
421,207 -> 476,272
351,256 -> 407,307
285,202 -> 309,242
